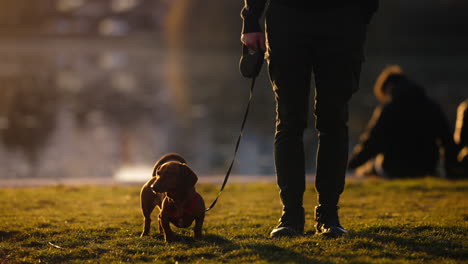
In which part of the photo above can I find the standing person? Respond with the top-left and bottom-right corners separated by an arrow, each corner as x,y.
348,66 -> 458,179
240,0 -> 378,238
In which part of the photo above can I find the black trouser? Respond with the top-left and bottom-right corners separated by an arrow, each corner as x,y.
266,3 -> 367,210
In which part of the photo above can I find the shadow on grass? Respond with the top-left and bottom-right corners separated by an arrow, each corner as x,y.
202,233 -> 237,246
194,234 -> 324,263
0,230 -> 21,240
152,234 -> 238,262
350,225 -> 467,260
246,242 -> 329,264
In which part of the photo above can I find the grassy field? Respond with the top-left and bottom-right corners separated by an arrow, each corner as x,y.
0,178 -> 466,264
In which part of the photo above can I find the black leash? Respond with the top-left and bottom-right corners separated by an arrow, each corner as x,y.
205,45 -> 264,212
205,77 -> 256,212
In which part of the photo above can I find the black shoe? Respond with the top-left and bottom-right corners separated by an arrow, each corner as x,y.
314,205 -> 347,238
270,207 -> 304,238
270,226 -> 301,238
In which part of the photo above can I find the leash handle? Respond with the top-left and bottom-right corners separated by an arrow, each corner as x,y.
239,44 -> 265,78
205,77 -> 256,212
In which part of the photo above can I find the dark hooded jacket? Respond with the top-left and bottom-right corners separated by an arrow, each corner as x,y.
348,76 -> 457,178
241,0 -> 379,34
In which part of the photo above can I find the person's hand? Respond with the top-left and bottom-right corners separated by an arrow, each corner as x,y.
241,32 -> 266,52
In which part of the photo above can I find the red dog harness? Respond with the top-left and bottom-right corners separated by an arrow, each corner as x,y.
169,194 -> 199,220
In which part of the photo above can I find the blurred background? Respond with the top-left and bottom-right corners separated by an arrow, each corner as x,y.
0,0 -> 467,182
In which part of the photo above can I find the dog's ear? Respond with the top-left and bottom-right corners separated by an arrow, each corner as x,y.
152,163 -> 159,177
152,153 -> 188,176
180,164 -> 198,188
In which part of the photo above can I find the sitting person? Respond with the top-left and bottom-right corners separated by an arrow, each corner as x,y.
453,99 -> 468,178
348,65 -> 457,178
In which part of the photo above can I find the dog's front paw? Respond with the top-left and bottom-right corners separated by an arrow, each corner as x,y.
194,233 -> 202,240
140,232 -> 149,238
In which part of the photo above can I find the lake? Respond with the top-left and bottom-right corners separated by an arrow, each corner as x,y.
0,38 -> 466,182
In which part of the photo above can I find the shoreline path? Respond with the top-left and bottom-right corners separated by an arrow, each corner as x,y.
0,175 -> 330,188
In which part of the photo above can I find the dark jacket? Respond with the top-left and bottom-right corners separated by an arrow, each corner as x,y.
241,0 -> 379,33
348,80 -> 457,178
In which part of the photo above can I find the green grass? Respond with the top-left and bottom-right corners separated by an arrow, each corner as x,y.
0,178 -> 467,263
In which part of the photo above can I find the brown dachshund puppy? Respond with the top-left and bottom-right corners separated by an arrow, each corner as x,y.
140,153 -> 205,242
